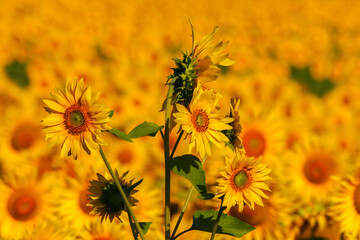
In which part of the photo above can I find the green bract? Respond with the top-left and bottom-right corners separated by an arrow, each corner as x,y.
167,52 -> 197,107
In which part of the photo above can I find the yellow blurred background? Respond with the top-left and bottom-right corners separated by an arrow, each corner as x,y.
1,0 -> 360,239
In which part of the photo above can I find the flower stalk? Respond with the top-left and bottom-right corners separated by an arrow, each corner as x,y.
99,146 -> 146,240
164,77 -> 176,239
210,198 -> 225,240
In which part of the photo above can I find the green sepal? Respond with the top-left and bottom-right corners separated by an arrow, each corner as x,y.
188,210 -> 255,237
169,154 -> 214,200
105,128 -> 133,142
4,60 -> 30,88
139,222 -> 152,235
128,121 -> 164,138
108,110 -> 115,118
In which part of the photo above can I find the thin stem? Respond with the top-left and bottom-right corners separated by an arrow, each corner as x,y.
171,154 -> 207,239
169,130 -> 184,161
99,146 -> 146,240
164,78 -> 176,239
210,198 -> 225,240
170,186 -> 195,240
127,208 -> 139,240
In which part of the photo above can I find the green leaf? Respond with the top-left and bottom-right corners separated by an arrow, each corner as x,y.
108,110 -> 114,118
139,222 -> 152,235
4,60 -> 30,88
170,154 -> 214,200
128,121 -> 164,138
105,128 -> 133,142
289,65 -> 335,97
189,210 -> 254,237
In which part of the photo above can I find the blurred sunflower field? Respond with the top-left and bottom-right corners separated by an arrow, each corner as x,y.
1,0 -> 360,239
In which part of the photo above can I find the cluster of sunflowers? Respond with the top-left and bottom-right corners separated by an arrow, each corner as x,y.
1,0 -> 360,239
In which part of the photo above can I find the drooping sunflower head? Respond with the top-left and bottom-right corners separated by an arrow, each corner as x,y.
87,170 -> 141,223
215,155 -> 271,212
223,98 -> 245,155
41,77 -> 112,159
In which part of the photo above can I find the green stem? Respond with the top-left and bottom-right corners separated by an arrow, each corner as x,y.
164,78 -> 176,239
99,146 -> 146,240
127,207 -> 138,240
170,154 -> 207,239
169,130 -> 184,161
210,198 -> 225,240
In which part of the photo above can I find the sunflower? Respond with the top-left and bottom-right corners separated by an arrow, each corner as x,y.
234,104 -> 285,170
0,103 -> 45,177
0,171 -> 58,239
173,84 -> 233,158
24,220 -> 77,240
57,159 -> 103,231
215,155 -> 271,212
87,170 -> 140,223
225,192 -> 291,240
330,169 -> 360,239
80,219 -> 125,240
284,136 -> 347,204
41,77 -> 112,159
190,23 -> 236,83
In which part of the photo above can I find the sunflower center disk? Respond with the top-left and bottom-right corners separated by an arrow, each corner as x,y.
354,185 -> 360,214
8,193 -> 37,221
100,182 -> 125,213
234,171 -> 248,188
191,109 -> 209,132
64,105 -> 89,135
69,110 -> 85,127
303,155 -> 334,184
242,129 -> 266,158
11,123 -> 40,151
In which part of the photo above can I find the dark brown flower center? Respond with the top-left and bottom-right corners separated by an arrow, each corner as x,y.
117,148 -> 134,164
242,128 -> 266,158
11,123 -> 41,151
8,191 -> 38,221
303,153 -> 335,184
64,104 -> 89,135
191,109 -> 209,132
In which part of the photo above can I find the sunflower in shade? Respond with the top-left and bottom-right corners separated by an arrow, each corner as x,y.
87,170 -> 141,223
41,77 -> 112,159
215,155 -> 271,212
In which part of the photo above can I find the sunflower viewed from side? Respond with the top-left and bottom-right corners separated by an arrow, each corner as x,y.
173,84 -> 233,158
41,77 -> 112,159
87,170 -> 140,223
215,155 -> 271,212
